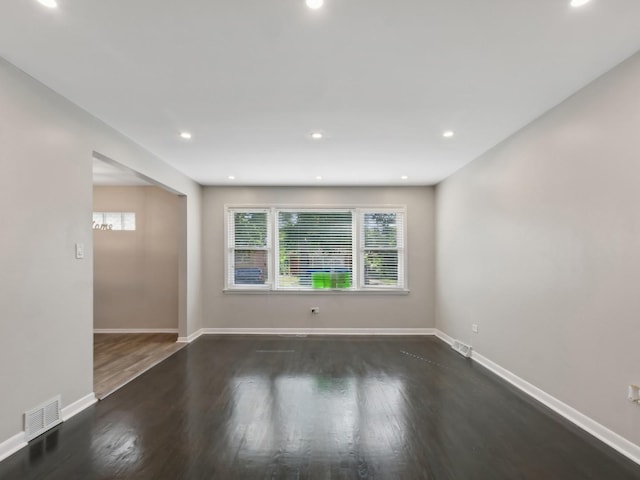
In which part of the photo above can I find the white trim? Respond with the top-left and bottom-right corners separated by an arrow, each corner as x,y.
177,328 -> 204,343
201,328 -> 436,336
225,203 -> 408,210
94,328 -> 179,334
435,329 -> 455,345
61,393 -> 97,421
223,288 -> 410,295
0,432 -> 27,463
470,349 -> 640,465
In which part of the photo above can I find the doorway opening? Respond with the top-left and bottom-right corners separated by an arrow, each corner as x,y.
92,154 -> 188,399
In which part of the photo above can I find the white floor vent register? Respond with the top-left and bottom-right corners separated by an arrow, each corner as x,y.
24,395 -> 62,441
452,340 -> 473,358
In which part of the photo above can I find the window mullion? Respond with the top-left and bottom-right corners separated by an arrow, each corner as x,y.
356,209 -> 363,289
271,207 -> 278,289
348,209 -> 355,290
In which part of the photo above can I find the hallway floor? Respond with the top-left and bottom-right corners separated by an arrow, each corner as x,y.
93,333 -> 185,399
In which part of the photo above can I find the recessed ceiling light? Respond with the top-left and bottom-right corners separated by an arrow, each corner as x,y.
228,175 -> 236,180
401,175 -> 409,180
306,0 -> 324,10
316,176 -> 323,180
37,0 -> 58,8
180,132 -> 192,140
443,130 -> 455,138
570,0 -> 590,7
310,131 -> 324,140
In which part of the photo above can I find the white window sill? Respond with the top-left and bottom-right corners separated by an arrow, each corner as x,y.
223,288 -> 410,295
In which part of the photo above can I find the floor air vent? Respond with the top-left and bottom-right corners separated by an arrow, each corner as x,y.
25,396 -> 62,441
452,340 -> 473,358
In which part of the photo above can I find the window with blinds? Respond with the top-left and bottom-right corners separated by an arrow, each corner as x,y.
278,210 -> 353,289
228,210 -> 270,287
225,206 -> 406,291
361,211 -> 404,288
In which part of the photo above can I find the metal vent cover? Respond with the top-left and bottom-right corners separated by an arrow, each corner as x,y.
452,340 -> 473,358
25,396 -> 62,441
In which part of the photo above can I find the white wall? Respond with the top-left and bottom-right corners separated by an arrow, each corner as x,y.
93,186 -> 179,330
436,52 -> 640,447
203,186 -> 435,330
0,56 -> 202,446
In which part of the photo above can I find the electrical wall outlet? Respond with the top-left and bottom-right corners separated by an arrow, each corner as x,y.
472,324 -> 479,333
311,307 -> 320,314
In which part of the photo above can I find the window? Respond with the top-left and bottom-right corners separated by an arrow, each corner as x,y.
225,206 -> 406,291
92,212 -> 136,231
278,210 -> 353,289
227,210 -> 271,286
361,211 -> 404,288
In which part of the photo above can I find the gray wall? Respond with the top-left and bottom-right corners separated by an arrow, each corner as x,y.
203,186 -> 435,330
436,52 -> 640,445
0,56 -> 202,445
94,186 -> 179,330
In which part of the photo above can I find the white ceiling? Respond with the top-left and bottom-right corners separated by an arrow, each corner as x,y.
2,1 -> 639,186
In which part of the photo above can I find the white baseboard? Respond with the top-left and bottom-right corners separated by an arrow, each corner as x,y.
435,329 -> 455,345
177,328 -> 204,343
61,393 -> 97,421
177,327 -> 436,343
202,327 -> 436,336
0,392 -> 96,464
0,432 -> 27,463
469,350 -> 640,465
94,328 -> 179,334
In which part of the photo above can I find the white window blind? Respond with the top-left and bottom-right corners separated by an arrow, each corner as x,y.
228,210 -> 270,286
277,210 -> 353,289
361,211 -> 404,288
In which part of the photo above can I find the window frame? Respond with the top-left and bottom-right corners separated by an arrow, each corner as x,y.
224,205 -> 408,293
226,208 -> 272,291
274,208 -> 356,291
358,208 -> 406,290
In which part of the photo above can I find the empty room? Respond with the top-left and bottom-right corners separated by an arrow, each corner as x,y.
1,0 -> 640,479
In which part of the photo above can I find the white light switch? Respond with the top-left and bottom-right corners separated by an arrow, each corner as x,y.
472,324 -> 479,333
628,385 -> 640,403
75,243 -> 84,259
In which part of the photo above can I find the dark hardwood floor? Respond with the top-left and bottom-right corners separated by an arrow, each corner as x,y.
1,335 -> 639,479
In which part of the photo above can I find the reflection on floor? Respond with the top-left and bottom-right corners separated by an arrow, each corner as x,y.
93,333 -> 185,399
4,335 -> 640,479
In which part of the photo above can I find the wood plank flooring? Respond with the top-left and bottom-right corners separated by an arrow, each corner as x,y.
94,333 -> 185,399
2,335 -> 640,479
